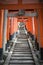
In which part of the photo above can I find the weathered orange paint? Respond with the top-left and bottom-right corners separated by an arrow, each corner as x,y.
9,17 -> 14,35
13,18 -> 14,34
25,17 -> 33,34
34,17 -> 38,38
7,17 -> 10,40
9,17 -> 18,36
13,17 -> 18,33
12,18 -> 14,34
0,10 -> 4,48
38,9 -> 43,47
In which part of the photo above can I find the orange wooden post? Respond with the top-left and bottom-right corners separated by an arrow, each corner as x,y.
25,17 -> 33,33
0,10 -> 4,60
34,16 -> 39,50
6,17 -> 10,50
13,17 -> 18,33
9,17 -> 13,40
32,17 -> 35,35
38,9 -> 43,60
34,17 -> 38,38
7,17 -> 9,40
9,17 -> 15,40
12,17 -> 14,35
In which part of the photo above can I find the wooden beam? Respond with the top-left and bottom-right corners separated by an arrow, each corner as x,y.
0,3 -> 43,9
18,0 -> 22,4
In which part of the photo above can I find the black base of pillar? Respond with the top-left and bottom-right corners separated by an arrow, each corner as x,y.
10,34 -> 14,40
0,48 -> 3,60
35,39 -> 39,50
9,35 -> 12,40
40,48 -> 43,60
6,40 -> 9,50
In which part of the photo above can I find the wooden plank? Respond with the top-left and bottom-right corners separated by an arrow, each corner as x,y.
0,3 -> 43,9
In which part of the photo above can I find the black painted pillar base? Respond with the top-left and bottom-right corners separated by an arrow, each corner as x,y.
9,33 -> 15,40
35,39 -> 39,50
10,34 -> 14,40
40,48 -> 43,60
10,35 -> 12,40
0,48 -> 3,60
5,40 -> 9,50
0,48 -> 4,64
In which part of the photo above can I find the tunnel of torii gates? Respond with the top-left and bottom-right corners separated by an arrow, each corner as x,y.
0,4 -> 43,61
